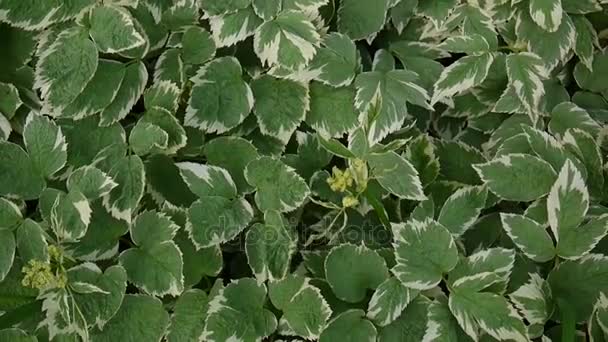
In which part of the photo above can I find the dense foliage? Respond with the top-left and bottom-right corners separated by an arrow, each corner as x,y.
1,0 -> 608,341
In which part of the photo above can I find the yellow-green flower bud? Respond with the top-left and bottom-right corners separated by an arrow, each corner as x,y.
349,159 -> 368,192
342,195 -> 359,208
327,166 -> 354,193
48,245 -> 62,261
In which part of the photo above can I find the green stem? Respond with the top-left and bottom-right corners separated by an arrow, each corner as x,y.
558,299 -> 576,342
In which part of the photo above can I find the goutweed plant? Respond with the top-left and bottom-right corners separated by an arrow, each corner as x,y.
1,0 -> 608,341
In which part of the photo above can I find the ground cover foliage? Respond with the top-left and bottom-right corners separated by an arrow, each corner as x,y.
1,0 -> 608,341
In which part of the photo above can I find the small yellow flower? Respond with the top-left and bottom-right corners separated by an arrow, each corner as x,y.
21,259 -> 66,290
48,245 -> 62,261
327,166 -> 354,193
342,196 -> 359,208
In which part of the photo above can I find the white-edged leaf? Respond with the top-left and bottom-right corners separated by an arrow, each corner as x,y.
89,5 -> 145,53
474,153 -> 557,202
254,10 -> 320,70
245,156 -> 310,212
431,52 -> 495,105
438,185 -> 488,237
392,219 -> 458,290
529,0 -> 563,32
251,75 -> 308,144
367,277 -> 419,326
185,57 -> 253,134
246,210 -> 297,282
500,214 -> 555,262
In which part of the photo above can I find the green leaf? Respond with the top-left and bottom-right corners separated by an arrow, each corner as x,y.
208,6 -> 263,47
417,0 -> 458,28
102,155 -> 145,223
40,189 -> 91,241
0,229 -> 15,282
436,140 -> 486,185
245,156 -> 310,212
571,15 -> 598,71
325,243 -> 389,303
0,328 -> 36,342
423,299 -> 472,342
306,33 -> 359,87
368,151 -> 426,200
99,61 -> 148,126
144,81 -> 180,113
254,11 -> 320,70
177,162 -> 237,199
377,296 -> 431,342
269,275 -> 332,339
404,134 -> 440,187
515,10 -> 575,71
120,211 -> 181,290
174,230 -> 222,287
448,248 -> 515,293
549,102 -> 601,139
562,0 -> 602,13
548,160 -> 589,255
16,219 -> 48,263
367,277 -> 418,326
0,142 -> 45,200
61,59 -> 126,120
504,52 -> 548,119
563,128 -> 604,198
181,26 -> 216,65
65,202 -> 128,261
390,0 -> 418,33
548,254 -> 608,322
129,121 -> 168,156
500,214 -> 555,262
439,34 -> 491,54
307,82 -> 358,138
203,278 -> 277,342
558,215 -> 608,260
252,0 -> 280,20
0,198 -> 22,230
338,0 -> 389,41
90,294 -> 169,342
0,0 -> 94,30
355,50 -> 430,144
529,0 -> 563,32
23,113 -> 67,178
89,5 -> 145,53
204,137 -> 260,194
200,0 -> 250,16
431,52 -> 494,106
67,166 -> 117,201
119,240 -> 183,297
0,82 -> 21,119
154,48 -> 184,87
474,153 -> 557,202
574,52 -> 608,92
509,273 -> 554,327
34,27 -> 98,116
521,125 -> 568,172
166,289 -> 208,342
437,186 -> 488,237
251,75 -> 308,144
67,263 -> 127,329
320,309 -> 377,342
246,210 -> 296,282
392,219 -> 458,290
185,57 -> 253,134
448,291 -> 528,341
187,193 -> 253,247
